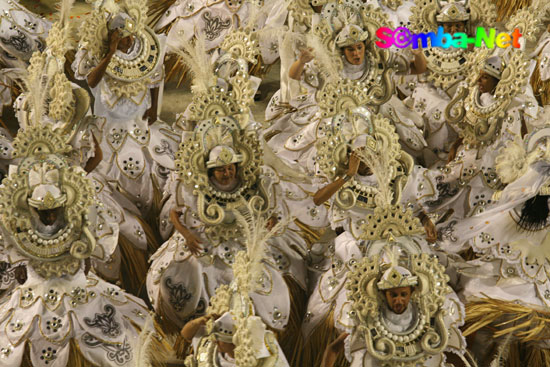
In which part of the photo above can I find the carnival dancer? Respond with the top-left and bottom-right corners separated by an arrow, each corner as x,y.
406,0 -> 497,166
72,0 -> 170,226
0,123 -> 175,367
265,2 -> 427,167
427,47 -> 539,222
179,201 -> 290,366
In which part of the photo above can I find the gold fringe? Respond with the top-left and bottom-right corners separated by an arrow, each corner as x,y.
156,294 -> 187,335
249,55 -> 274,79
144,173 -> 165,254
276,275 -> 308,367
530,56 -> 550,106
163,53 -> 190,87
301,306 -> 350,367
119,234 -> 150,301
464,297 -> 550,342
491,0 -> 531,22
292,218 -> 325,248
148,0 -> 178,29
494,341 -> 550,367
136,214 -> 161,257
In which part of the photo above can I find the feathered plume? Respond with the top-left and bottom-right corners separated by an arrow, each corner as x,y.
58,0 -> 76,28
231,198 -> 289,295
305,26 -> 341,84
20,0 -> 77,129
135,315 -> 156,367
230,199 -> 290,367
354,139 -> 395,209
168,34 -> 216,93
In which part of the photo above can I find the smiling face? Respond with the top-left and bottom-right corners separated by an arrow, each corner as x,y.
477,71 -> 499,94
343,42 -> 366,65
385,286 -> 413,314
209,163 -> 240,192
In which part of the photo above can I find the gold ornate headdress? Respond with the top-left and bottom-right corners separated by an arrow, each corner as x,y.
435,0 -> 470,22
376,265 -> 418,290
79,0 -> 163,99
18,0 -> 90,140
172,33 -> 255,128
174,116 -> 267,243
409,0 -> 496,91
345,251 -> 452,366
0,126 -> 96,279
197,201 -> 286,367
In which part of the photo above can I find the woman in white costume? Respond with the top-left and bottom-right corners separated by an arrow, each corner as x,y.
146,113 -> 301,344
265,1 -> 428,168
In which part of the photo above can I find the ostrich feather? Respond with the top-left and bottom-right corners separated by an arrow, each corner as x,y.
168,34 -> 215,93
354,141 -> 395,209
134,315 -> 156,367
58,0 -> 76,28
305,31 -> 340,84
232,199 -> 290,294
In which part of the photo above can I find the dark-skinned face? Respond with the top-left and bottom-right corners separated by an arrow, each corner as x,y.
439,21 -> 467,34
38,208 -> 58,226
385,286 -> 413,314
217,340 -> 236,358
117,35 -> 134,53
477,71 -> 499,94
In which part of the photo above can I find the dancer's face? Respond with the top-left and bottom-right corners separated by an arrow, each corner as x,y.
440,21 -> 467,34
385,286 -> 413,314
343,42 -> 366,65
477,71 -> 499,94
210,164 -> 239,192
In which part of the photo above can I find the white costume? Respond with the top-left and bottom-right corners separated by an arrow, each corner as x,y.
72,0 -> 170,217
0,126 -> 172,367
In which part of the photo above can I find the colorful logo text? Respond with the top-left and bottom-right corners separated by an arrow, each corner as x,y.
375,27 -> 522,49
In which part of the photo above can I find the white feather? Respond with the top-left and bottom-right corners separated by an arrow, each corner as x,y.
305,32 -> 340,84
168,34 -> 215,93
134,315 -> 156,367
